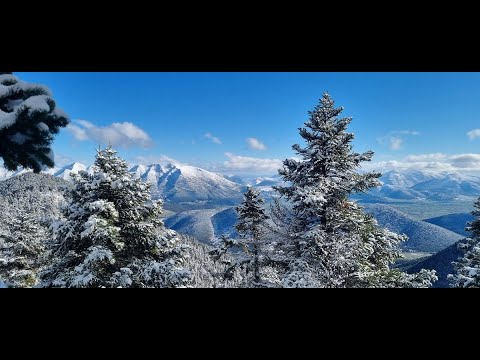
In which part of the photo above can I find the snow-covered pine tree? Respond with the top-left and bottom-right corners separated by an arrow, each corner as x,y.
0,208 -> 47,288
209,235 -> 244,286
0,72 -> 69,172
41,146 -> 191,288
449,198 -> 480,288
273,93 -> 437,288
235,187 -> 271,286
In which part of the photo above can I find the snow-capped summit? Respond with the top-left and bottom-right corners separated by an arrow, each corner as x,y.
380,170 -> 440,188
412,172 -> 480,196
130,163 -> 245,209
54,162 -> 90,180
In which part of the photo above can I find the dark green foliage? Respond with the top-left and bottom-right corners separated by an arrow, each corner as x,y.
0,73 -> 69,172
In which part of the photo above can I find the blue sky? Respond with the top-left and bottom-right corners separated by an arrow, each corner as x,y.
16,72 -> 480,175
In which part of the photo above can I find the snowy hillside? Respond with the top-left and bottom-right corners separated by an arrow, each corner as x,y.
405,240 -> 466,288
363,204 -> 462,253
165,208 -> 227,244
424,213 -> 474,237
165,207 -> 238,244
53,162 -> 92,180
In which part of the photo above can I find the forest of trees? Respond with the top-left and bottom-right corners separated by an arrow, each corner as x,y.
1,73 -> 478,288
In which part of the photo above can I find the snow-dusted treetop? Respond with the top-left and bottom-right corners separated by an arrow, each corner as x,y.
0,72 -> 69,172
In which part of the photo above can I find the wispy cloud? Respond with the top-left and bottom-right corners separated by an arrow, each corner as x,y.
377,130 -> 419,151
405,153 -> 446,162
67,120 -> 152,148
246,137 -> 267,151
467,129 -> 480,140
223,152 -> 282,174
394,130 -> 420,136
389,137 -> 403,150
204,132 -> 222,144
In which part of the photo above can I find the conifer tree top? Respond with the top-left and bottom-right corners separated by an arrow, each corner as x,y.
0,72 -> 69,172
276,92 -> 381,202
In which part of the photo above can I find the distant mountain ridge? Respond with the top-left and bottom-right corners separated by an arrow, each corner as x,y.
404,240 -> 466,288
424,213 -> 474,237
0,162 -> 246,211
3,165 -> 480,212
355,169 -> 480,202
363,204 -> 463,253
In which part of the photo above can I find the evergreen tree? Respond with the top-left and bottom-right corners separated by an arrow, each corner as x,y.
235,187 -> 270,286
0,208 -> 47,287
0,72 -> 69,172
209,235 -> 245,286
449,198 -> 480,288
41,146 -> 191,288
273,93 -> 436,288
181,235 -> 243,288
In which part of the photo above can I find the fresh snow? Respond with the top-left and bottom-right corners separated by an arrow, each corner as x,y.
0,75 -> 53,130
22,95 -> 51,113
0,109 -> 16,129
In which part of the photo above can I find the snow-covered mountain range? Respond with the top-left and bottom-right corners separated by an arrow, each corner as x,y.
0,162 -> 246,211
356,170 -> 480,201
2,165 -> 480,207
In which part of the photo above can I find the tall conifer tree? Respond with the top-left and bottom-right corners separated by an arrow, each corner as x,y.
274,93 -> 436,288
41,147 -> 191,288
449,198 -> 480,288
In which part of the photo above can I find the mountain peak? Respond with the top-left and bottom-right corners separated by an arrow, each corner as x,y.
53,162 -> 88,180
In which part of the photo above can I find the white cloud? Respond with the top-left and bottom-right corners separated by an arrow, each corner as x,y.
467,129 -> 480,140
405,153 -> 447,162
378,130 -> 419,151
67,124 -> 88,141
75,119 -> 94,129
449,153 -> 480,169
246,137 -> 267,151
389,137 -> 402,150
204,132 -> 222,144
361,152 -> 480,174
66,120 -> 152,148
223,152 -> 282,174
394,130 -> 420,136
